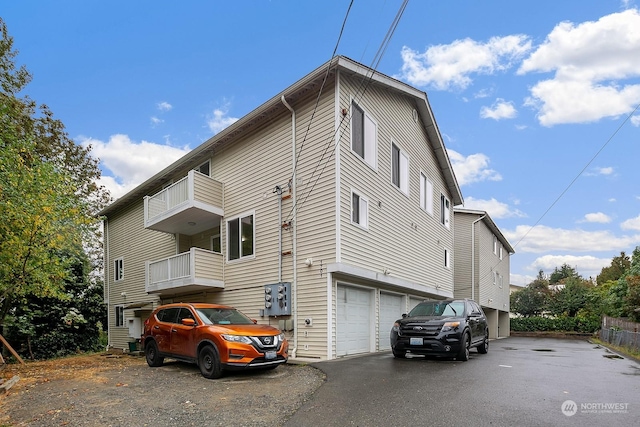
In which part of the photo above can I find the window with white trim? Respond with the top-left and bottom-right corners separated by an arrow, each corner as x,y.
351,100 -> 377,168
114,258 -> 123,282
493,236 -> 498,255
227,212 -> 254,261
115,305 -> 124,327
499,245 -> 503,260
444,248 -> 451,269
440,194 -> 450,229
420,172 -> 433,215
391,142 -> 409,195
195,160 -> 210,176
351,190 -> 368,229
211,221 -> 221,253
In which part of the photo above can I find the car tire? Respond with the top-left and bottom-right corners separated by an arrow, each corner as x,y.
477,332 -> 489,354
145,341 -> 164,367
392,348 -> 406,358
198,345 -> 223,379
457,332 -> 470,361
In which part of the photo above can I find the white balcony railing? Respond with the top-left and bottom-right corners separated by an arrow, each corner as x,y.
144,170 -> 224,235
146,248 -> 224,294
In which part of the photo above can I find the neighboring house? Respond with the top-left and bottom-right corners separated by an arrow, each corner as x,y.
453,208 -> 514,339
99,56 -> 463,360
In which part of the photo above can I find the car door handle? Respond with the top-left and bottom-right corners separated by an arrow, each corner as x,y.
171,329 -> 177,333
154,325 -> 160,330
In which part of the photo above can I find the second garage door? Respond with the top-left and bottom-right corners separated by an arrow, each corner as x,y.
378,292 -> 404,350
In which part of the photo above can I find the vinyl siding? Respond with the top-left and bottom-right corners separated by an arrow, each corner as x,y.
338,73 -> 455,294
453,213 -> 474,299
106,201 -> 173,348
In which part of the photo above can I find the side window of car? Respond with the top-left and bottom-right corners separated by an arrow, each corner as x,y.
158,308 -> 180,323
178,308 -> 196,324
471,302 -> 482,315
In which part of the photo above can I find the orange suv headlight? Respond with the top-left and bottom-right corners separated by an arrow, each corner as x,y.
221,334 -> 252,344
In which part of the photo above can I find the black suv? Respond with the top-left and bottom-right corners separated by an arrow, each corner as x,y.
390,299 -> 489,361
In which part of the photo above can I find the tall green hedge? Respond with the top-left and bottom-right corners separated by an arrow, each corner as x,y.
510,315 -> 600,333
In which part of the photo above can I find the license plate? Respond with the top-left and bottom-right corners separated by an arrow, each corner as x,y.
265,351 -> 277,360
410,337 -> 423,346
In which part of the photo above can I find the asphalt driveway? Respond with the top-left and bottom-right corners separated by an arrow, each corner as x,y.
285,337 -> 640,427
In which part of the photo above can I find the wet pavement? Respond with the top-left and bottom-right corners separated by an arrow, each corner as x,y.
285,337 -> 640,427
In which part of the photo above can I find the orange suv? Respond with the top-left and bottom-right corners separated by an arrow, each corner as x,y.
141,303 -> 288,379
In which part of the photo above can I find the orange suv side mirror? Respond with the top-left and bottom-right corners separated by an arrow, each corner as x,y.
182,318 -> 196,327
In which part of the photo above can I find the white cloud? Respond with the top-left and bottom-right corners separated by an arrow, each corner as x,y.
157,101 -> 173,112
530,254 -> 611,279
621,214 -> 640,231
207,105 -> 239,134
463,196 -> 526,219
150,116 -> 163,125
503,224 -> 640,253
399,35 -> 532,90
519,9 -> 640,126
480,98 -> 518,120
582,212 -> 612,223
631,114 -> 640,126
447,149 -> 502,186
80,134 -> 190,200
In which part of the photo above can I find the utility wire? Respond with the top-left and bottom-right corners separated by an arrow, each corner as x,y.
291,0 -> 354,180
285,0 -> 409,222
481,100 -> 640,286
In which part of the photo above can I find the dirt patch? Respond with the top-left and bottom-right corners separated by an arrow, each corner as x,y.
0,352 -> 325,427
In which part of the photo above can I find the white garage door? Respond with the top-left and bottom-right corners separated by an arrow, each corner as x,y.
378,293 -> 404,350
337,285 -> 372,357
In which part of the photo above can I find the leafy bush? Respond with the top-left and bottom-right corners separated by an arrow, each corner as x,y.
511,315 -> 600,333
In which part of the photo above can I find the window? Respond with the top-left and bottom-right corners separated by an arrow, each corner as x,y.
391,142 -> 409,194
444,248 -> 451,269
440,194 -> 450,229
227,213 -> 255,261
351,100 -> 377,168
493,271 -> 498,286
211,221 -> 221,253
114,258 -> 123,282
196,160 -> 210,176
420,172 -> 433,215
115,305 -> 124,327
499,245 -> 503,260
351,190 -> 368,228
493,236 -> 498,255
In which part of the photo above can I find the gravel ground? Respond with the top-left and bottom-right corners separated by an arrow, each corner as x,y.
0,354 -> 325,427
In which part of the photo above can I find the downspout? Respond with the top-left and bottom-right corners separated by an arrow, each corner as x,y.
281,95 -> 298,358
471,215 -> 486,302
104,219 -> 111,350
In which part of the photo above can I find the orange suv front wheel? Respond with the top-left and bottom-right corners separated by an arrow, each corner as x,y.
198,345 -> 223,379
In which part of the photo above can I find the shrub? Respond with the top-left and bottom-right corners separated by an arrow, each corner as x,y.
511,315 -> 599,333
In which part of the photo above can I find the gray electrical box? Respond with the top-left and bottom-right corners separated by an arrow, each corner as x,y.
264,282 -> 291,316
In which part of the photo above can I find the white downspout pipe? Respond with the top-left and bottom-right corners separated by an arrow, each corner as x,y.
281,95 -> 298,358
471,215 -> 486,302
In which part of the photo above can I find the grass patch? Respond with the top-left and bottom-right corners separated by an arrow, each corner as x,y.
591,337 -> 640,361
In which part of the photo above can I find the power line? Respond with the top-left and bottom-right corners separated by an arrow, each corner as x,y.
481,100 -> 640,286
285,0 -> 409,222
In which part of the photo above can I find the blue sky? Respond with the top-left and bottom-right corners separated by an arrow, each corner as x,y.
4,0 -> 640,286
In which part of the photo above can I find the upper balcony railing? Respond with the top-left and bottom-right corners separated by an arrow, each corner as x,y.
144,170 -> 224,235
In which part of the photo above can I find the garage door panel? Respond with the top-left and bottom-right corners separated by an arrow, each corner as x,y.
379,293 -> 403,350
337,285 -> 371,357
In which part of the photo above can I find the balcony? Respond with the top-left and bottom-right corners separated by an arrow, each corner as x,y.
144,170 -> 224,235
146,248 -> 224,295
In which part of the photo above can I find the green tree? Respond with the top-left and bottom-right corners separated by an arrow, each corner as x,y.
597,252 -> 631,285
510,272 -> 550,317
547,276 -> 592,317
0,18 -> 109,335
549,263 -> 580,285
620,247 -> 640,321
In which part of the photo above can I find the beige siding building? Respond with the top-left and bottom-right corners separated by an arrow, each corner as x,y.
453,208 -> 514,339
100,56 -> 465,360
